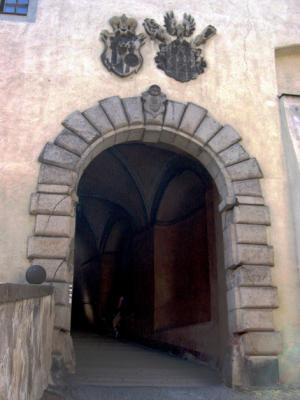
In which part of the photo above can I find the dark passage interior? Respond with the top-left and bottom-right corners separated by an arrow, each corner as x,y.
71,143 -> 226,367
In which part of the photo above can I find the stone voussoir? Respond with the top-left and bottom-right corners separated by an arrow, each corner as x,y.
39,143 -> 80,171
37,184 -> 71,195
100,96 -> 128,129
83,104 -> 114,135
219,142 -> 249,166
54,128 -> 89,156
122,96 -> 144,126
62,110 -> 101,143
227,158 -> 263,181
38,164 -> 77,186
233,179 -> 262,197
179,102 -> 207,136
194,115 -> 222,144
30,193 -> 73,216
206,125 -> 241,154
163,100 -> 186,129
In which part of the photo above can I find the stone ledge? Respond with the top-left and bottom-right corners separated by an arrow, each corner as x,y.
0,283 -> 53,304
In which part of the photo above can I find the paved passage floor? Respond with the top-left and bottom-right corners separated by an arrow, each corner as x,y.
47,333 -> 300,400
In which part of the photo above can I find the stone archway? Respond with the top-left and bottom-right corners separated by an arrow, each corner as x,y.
27,85 -> 281,388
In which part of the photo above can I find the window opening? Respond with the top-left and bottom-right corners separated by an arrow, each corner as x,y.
0,0 -> 29,15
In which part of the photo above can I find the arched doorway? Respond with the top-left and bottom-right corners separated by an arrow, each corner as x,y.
28,85 -> 280,387
72,143 -> 224,367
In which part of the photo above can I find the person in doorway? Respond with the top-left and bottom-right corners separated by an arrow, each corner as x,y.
112,295 -> 125,338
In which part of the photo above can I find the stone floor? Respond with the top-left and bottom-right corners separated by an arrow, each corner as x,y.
44,333 -> 300,400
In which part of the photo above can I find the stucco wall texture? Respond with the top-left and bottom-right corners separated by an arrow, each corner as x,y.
0,0 -> 300,385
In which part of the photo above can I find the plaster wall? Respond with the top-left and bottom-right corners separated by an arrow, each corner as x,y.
0,0 -> 300,384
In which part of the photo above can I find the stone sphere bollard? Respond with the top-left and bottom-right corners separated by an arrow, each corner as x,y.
26,265 -> 47,284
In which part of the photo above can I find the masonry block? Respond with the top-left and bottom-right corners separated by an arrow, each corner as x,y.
127,129 -> 144,142
159,129 -> 176,145
227,158 -> 263,181
226,265 -> 273,289
122,96 -> 144,126
207,125 -> 241,154
185,140 -> 202,157
164,100 -> 186,129
224,225 -> 274,267
37,184 -> 71,194
52,282 -> 71,306
63,110 -> 100,143
233,205 -> 271,225
241,332 -> 282,356
236,196 -> 264,206
35,215 -> 73,237
237,244 -> 274,266
219,143 -> 249,166
30,193 -> 73,216
244,356 -> 279,386
54,304 -> 71,332
143,128 -> 161,143
179,103 -> 207,135
31,258 -> 72,283
100,96 -> 128,129
236,224 -> 268,244
39,143 -> 80,170
227,287 -> 278,311
173,134 -> 190,150
83,104 -> 114,134
194,115 -> 222,144
232,179 -> 262,197
54,128 -> 88,156
229,309 -> 274,333
38,164 -> 76,186
27,237 -> 71,259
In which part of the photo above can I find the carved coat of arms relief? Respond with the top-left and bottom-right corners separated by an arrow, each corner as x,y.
100,14 -> 146,78
143,12 -> 216,82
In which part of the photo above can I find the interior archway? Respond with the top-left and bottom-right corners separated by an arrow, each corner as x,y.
28,86 -> 280,388
71,143 -> 226,371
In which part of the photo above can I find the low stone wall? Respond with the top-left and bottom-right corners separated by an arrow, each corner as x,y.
0,284 -> 54,400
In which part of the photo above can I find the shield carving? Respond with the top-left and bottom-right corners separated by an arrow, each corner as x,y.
100,15 -> 146,78
143,12 -> 216,83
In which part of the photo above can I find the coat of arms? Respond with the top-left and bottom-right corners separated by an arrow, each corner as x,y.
100,15 -> 146,78
143,12 -> 216,82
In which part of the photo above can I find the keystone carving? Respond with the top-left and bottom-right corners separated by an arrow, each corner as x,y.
142,85 -> 167,118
